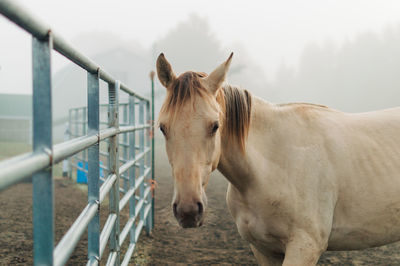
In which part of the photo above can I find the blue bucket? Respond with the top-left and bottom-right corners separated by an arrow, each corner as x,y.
77,161 -> 104,184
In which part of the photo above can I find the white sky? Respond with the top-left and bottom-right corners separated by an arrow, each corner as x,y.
1,0 -> 400,94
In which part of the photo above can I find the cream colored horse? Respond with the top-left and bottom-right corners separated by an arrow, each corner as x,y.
156,53 -> 400,265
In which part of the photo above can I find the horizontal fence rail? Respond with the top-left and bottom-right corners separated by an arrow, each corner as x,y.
0,0 -> 155,265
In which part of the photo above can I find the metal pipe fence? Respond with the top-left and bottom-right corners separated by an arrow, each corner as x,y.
0,0 -> 155,265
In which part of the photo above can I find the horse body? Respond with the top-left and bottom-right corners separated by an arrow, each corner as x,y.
156,53 -> 400,265
223,96 -> 400,264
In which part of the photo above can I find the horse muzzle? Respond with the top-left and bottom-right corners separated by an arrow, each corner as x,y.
173,201 -> 204,228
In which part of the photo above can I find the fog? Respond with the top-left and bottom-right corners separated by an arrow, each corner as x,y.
272,25 -> 400,112
1,0 -> 400,123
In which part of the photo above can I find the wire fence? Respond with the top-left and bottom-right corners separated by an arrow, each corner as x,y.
0,0 -> 155,265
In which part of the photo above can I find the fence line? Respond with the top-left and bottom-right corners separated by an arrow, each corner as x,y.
0,0 -> 155,265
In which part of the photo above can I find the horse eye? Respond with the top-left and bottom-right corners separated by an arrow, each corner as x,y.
211,122 -> 219,135
159,124 -> 166,136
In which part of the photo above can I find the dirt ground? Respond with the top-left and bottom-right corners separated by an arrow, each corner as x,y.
1,147 -> 400,265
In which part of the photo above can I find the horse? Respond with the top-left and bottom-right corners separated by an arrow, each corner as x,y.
155,52 -> 400,265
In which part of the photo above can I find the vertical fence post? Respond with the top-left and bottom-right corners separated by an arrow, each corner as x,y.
82,107 -> 87,164
150,71 -> 155,230
107,81 -> 120,265
32,34 -> 53,265
74,108 -> 79,180
87,71 -> 100,265
138,101 -> 145,230
62,122 -> 70,177
123,104 -> 128,192
145,100 -> 152,234
128,95 -> 136,245
68,110 -> 73,179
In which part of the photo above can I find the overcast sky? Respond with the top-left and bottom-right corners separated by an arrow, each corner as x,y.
1,0 -> 400,94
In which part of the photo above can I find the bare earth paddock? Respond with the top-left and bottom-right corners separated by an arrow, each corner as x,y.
1,146 -> 400,265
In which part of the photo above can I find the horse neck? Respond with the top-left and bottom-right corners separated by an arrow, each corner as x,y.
217,95 -> 273,193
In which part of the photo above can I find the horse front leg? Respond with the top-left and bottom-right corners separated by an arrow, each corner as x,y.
282,230 -> 327,266
250,244 -> 284,266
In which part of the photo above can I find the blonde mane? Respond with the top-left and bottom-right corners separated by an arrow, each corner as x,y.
220,85 -> 252,153
160,71 -> 252,153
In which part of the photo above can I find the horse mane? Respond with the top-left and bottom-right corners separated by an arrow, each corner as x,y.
220,85 -> 252,153
160,71 -> 252,153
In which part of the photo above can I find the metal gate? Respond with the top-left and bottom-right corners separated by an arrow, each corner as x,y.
0,0 -> 155,265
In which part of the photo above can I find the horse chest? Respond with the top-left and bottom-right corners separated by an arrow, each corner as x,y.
234,207 -> 286,253
227,189 -> 287,253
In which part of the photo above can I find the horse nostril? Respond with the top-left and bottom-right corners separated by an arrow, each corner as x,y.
197,202 -> 203,215
173,203 -> 178,217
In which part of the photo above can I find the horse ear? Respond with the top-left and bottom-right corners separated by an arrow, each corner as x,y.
203,52 -> 233,94
156,53 -> 176,89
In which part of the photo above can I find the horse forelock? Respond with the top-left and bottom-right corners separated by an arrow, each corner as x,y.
159,71 -> 208,119
159,72 -> 252,153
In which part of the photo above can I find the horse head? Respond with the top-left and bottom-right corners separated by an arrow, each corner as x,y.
156,53 -> 233,228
